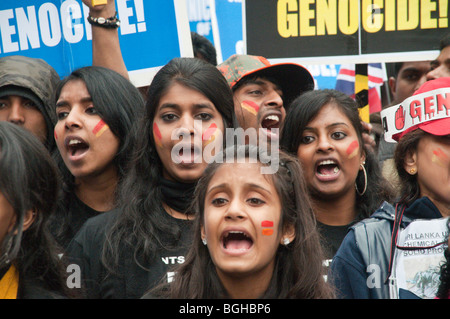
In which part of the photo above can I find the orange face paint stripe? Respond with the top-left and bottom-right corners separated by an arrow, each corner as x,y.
432,148 -> 448,167
241,100 -> 259,116
92,119 -> 109,137
346,140 -> 359,159
153,122 -> 162,148
262,220 -> 274,236
262,229 -> 274,236
54,130 -> 57,140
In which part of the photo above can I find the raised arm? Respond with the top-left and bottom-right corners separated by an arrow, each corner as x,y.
83,0 -> 129,79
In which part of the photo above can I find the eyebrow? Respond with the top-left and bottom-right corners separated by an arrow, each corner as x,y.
304,122 -> 350,131
243,78 -> 282,92
158,102 -> 215,112
55,97 -> 92,108
206,182 -> 272,195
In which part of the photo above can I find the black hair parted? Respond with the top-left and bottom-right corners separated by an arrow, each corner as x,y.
102,57 -> 235,272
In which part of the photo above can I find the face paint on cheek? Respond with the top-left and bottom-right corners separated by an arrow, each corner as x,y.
202,123 -> 218,146
241,100 -> 259,116
261,220 -> 274,236
92,119 -> 109,138
153,122 -> 163,148
346,140 -> 359,159
432,148 -> 449,167
54,130 -> 57,140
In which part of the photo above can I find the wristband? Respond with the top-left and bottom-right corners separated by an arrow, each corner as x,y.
87,11 -> 120,29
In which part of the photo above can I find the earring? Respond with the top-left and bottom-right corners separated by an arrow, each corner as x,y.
283,238 -> 290,245
409,168 -> 417,175
355,163 -> 367,196
202,238 -> 207,246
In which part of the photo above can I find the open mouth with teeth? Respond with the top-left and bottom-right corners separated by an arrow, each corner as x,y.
316,160 -> 340,177
261,114 -> 280,132
222,231 -> 253,252
66,139 -> 89,157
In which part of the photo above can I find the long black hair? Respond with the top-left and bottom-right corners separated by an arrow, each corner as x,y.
50,66 -> 144,243
281,89 -> 394,218
149,145 -> 334,298
103,58 -> 235,272
0,122 -> 73,297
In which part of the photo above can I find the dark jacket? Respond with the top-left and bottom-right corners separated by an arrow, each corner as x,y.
329,197 -> 442,299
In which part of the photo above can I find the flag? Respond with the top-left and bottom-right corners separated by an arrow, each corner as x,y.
335,63 -> 387,119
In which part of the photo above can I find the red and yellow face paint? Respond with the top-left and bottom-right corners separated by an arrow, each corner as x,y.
432,148 -> 449,168
346,140 -> 359,159
202,123 -> 219,146
92,119 -> 109,138
153,122 -> 163,148
261,220 -> 274,236
241,100 -> 260,116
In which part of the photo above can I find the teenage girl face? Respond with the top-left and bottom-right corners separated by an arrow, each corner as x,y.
296,103 -> 366,199
405,134 -> 450,213
153,83 -> 225,183
201,162 -> 294,281
55,79 -> 120,180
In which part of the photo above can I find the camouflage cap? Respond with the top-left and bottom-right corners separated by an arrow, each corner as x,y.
217,54 -> 314,107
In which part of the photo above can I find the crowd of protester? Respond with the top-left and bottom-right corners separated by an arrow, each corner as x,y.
0,0 -> 449,300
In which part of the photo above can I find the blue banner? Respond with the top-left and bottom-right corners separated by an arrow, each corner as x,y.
0,0 -> 191,85
214,0 -> 243,62
187,0 -> 214,44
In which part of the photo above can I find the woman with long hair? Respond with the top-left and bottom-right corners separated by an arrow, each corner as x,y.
280,89 -> 394,262
146,145 -> 334,299
0,122 -> 74,298
66,57 -> 234,298
49,66 -> 144,249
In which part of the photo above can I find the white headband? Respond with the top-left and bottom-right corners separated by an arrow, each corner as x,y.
381,87 -> 450,143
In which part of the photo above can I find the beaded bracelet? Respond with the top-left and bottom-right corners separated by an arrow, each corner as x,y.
87,11 -> 120,29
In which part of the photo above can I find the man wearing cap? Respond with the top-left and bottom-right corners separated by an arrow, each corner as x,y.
217,54 -> 314,142
0,55 -> 59,151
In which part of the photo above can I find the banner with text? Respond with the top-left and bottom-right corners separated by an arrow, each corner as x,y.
0,0 -> 193,86
244,0 -> 448,64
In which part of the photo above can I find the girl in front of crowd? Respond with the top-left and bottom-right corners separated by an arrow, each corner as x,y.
0,122 -> 74,299
146,145 -> 334,299
50,66 -> 144,249
66,57 -> 234,298
330,77 -> 450,299
280,89 -> 394,263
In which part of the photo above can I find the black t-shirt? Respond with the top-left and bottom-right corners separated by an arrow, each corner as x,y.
317,218 -> 361,280
51,193 -> 106,250
66,207 -> 193,299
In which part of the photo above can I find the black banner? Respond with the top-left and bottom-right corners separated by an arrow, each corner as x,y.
245,0 -> 449,61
